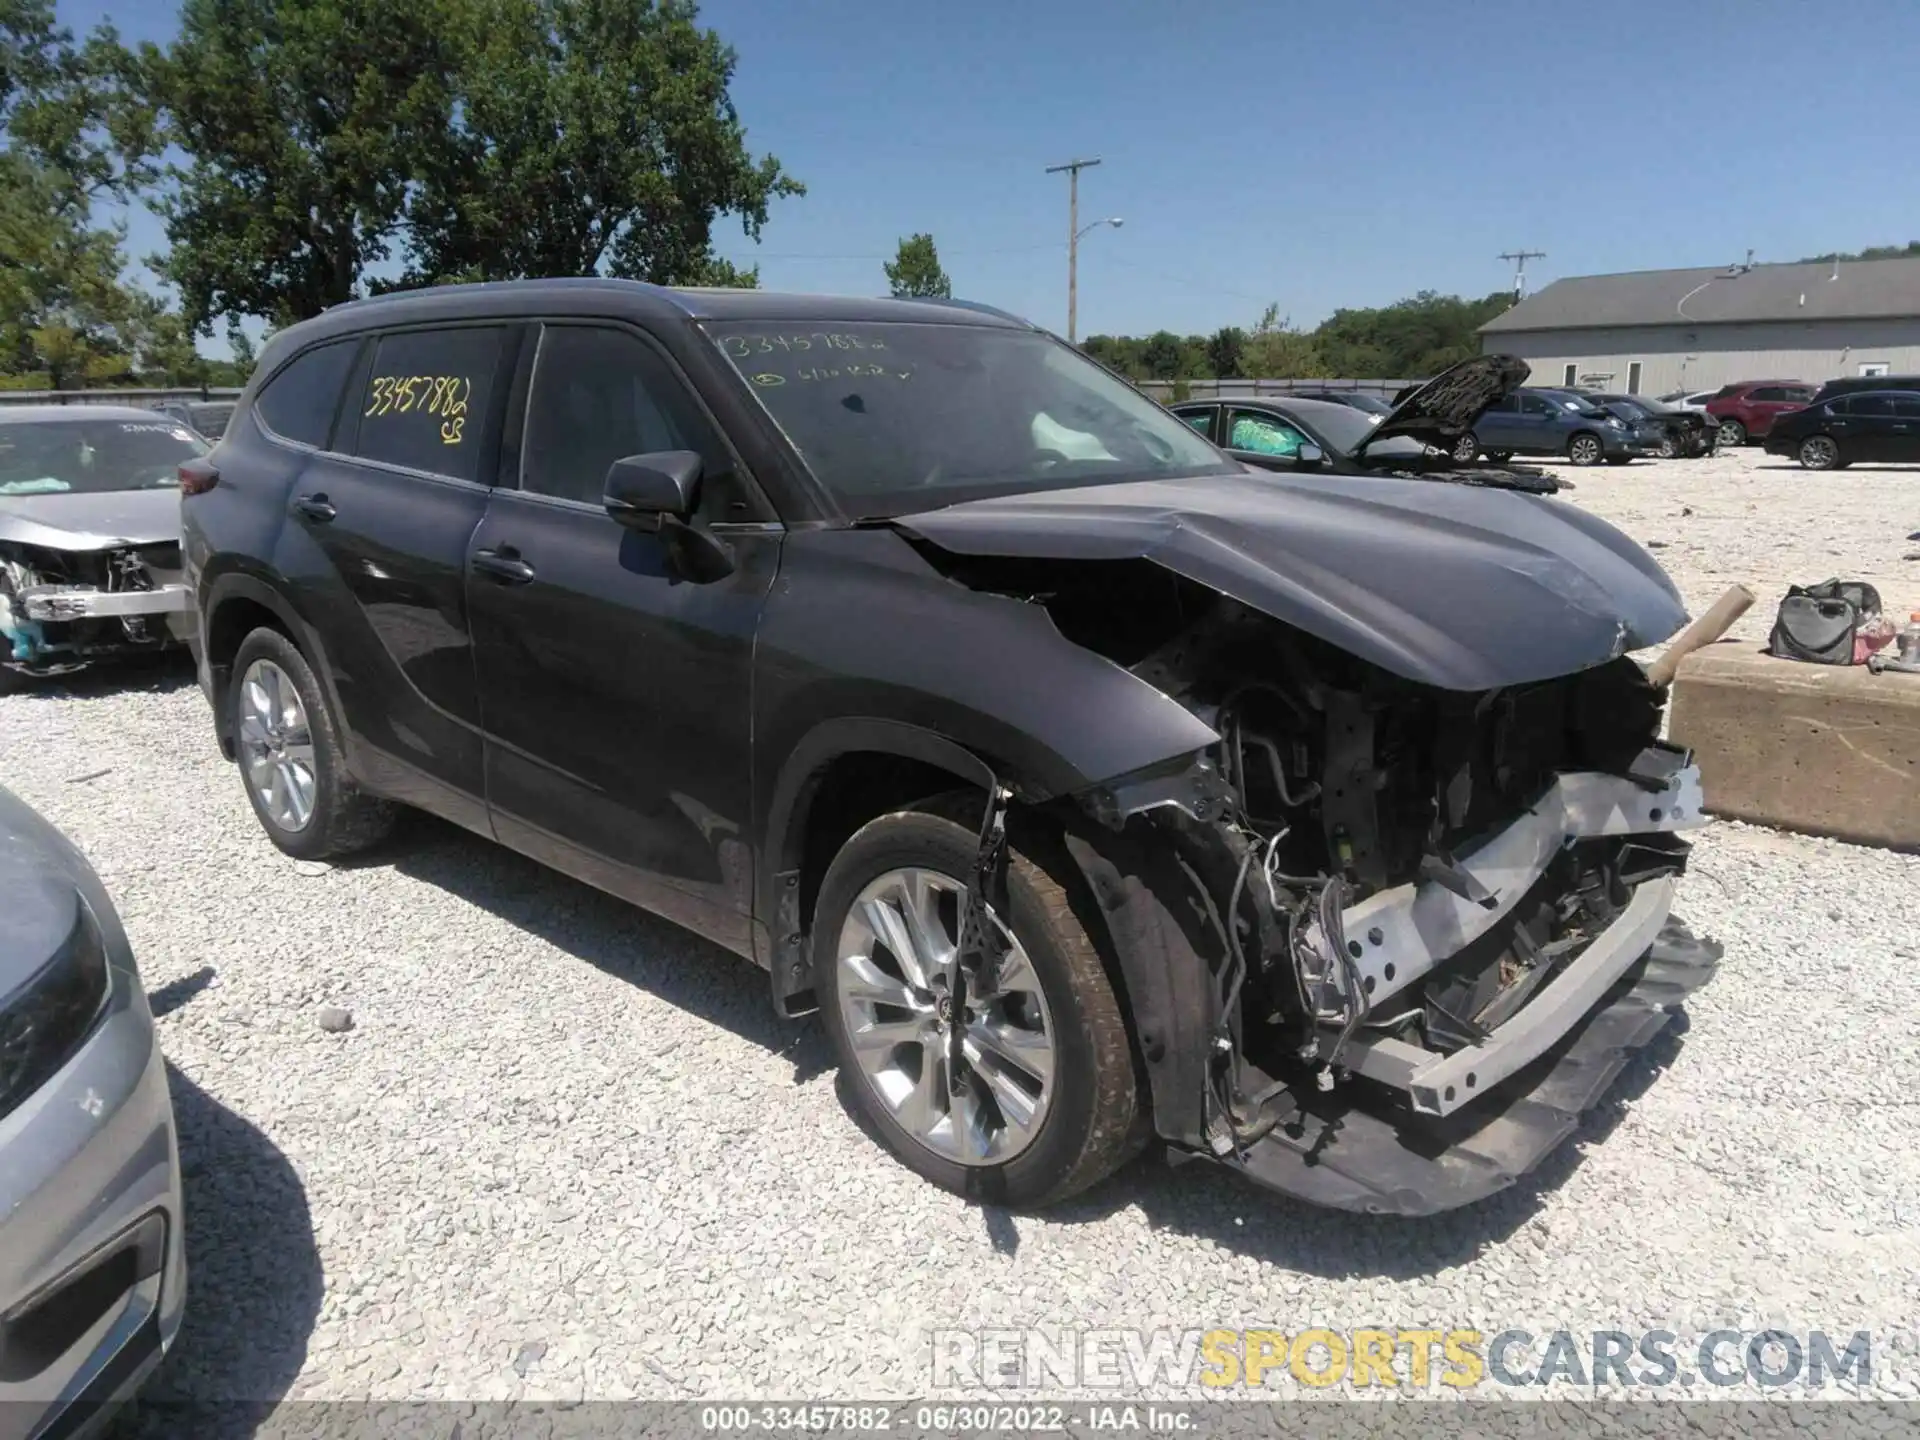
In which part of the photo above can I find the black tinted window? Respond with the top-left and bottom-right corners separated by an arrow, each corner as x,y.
1850,394 -> 1895,416
520,325 -> 744,518
353,327 -> 506,482
255,339 -> 359,447
1747,387 -> 1785,401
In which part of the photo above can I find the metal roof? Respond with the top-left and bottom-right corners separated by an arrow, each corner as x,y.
1479,257 -> 1920,334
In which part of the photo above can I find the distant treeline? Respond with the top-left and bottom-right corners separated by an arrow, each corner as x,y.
1079,290 -> 1514,383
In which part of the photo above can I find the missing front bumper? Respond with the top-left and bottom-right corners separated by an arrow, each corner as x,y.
1220,917 -> 1722,1216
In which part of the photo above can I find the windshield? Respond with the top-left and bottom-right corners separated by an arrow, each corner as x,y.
0,417 -> 207,496
1543,391 -> 1607,417
1290,402 -> 1382,456
1603,400 -> 1650,421
703,321 -> 1236,515
1341,393 -> 1393,415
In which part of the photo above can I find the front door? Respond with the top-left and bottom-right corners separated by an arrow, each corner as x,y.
467,321 -> 780,953
287,323 -> 519,833
1225,407 -> 1313,470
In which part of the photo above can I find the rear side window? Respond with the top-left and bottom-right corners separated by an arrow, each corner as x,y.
1850,394 -> 1895,416
1747,386 -> 1784,401
254,339 -> 359,448
352,327 -> 507,482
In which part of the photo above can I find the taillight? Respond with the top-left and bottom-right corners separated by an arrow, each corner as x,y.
179,458 -> 220,496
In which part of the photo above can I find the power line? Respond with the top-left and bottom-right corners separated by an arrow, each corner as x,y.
1499,248 -> 1547,302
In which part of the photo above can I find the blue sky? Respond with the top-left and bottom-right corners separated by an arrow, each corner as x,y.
59,0 -> 1920,351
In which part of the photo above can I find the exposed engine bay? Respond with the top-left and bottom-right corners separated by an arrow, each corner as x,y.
915,550 -> 1723,1213
0,541 -> 190,679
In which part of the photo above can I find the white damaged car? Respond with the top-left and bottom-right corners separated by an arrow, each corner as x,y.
0,407 -> 201,690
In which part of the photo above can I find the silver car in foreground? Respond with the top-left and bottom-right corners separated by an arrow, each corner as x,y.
0,784 -> 185,1440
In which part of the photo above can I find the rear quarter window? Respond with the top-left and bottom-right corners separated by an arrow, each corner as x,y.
350,327 -> 508,482
253,339 -> 361,448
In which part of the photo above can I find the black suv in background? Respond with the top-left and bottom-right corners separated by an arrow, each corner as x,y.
1765,388 -> 1920,469
1808,374 -> 1920,405
178,280 -> 1718,1217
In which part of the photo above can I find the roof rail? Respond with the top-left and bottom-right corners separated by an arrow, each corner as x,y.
892,296 -> 1039,328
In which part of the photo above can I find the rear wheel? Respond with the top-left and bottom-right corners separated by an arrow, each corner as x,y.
1798,434 -> 1841,471
815,802 -> 1138,1207
1568,432 -> 1604,466
230,628 -> 396,860
1716,418 -> 1747,447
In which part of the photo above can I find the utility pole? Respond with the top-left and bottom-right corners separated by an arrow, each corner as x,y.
1046,157 -> 1101,343
1499,248 -> 1547,304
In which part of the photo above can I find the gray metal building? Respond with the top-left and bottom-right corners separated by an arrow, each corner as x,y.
1478,257 -> 1920,396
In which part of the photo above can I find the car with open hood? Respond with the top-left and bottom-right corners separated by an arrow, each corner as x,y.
1577,392 -> 1717,458
0,407 -> 202,689
1173,357 -> 1562,495
180,281 -> 1720,1216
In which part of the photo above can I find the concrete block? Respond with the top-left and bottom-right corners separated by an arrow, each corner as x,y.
1667,641 -> 1920,851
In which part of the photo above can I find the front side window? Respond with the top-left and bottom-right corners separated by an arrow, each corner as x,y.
254,338 -> 360,448
1228,411 -> 1306,457
352,327 -> 506,482
1892,395 -> 1920,417
0,417 -> 208,496
1849,394 -> 1894,416
702,321 -> 1234,516
520,324 -> 740,517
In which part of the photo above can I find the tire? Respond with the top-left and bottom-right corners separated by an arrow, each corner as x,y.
1656,435 -> 1677,459
1798,434 -> 1841,471
1450,432 -> 1480,464
1486,450 -> 1513,464
229,627 -> 396,860
814,800 -> 1139,1208
1606,455 -> 1633,466
1568,432 -> 1605,466
1715,418 -> 1747,448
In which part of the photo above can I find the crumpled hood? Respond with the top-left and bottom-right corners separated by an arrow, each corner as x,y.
0,488 -> 182,551
893,471 -> 1688,692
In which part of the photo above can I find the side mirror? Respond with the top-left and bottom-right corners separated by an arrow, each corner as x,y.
1295,443 -> 1326,466
604,450 -> 702,532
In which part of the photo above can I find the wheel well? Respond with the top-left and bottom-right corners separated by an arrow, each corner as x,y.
204,597 -> 292,757
794,752 -> 973,935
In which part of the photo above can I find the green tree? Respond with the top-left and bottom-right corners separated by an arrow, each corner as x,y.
1796,241 -> 1920,264
1204,325 -> 1244,379
1241,304 -> 1324,380
135,0 -> 465,329
1312,290 -> 1508,377
400,0 -> 800,287
1,1 -> 156,386
884,232 -> 950,299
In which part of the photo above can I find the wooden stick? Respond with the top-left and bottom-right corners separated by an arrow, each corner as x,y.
1645,584 -> 1756,688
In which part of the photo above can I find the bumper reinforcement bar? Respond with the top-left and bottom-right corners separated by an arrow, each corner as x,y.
19,586 -> 192,622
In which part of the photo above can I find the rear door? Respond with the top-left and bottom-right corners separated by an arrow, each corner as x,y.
1168,403 -> 1220,443
281,322 -> 519,832
1841,393 -> 1897,460
466,320 -> 781,952
1889,394 -> 1920,461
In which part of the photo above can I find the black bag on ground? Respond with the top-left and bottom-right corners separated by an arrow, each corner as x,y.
1768,579 -> 1883,664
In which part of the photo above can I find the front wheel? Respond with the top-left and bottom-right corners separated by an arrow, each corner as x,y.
1485,450 -> 1513,465
815,803 -> 1139,1208
1798,434 -> 1842,471
1451,432 -> 1480,464
230,628 -> 396,860
1716,418 -> 1747,447
1568,432 -> 1604,466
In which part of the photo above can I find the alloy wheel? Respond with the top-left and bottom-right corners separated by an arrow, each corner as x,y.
1451,433 -> 1479,464
1570,434 -> 1602,465
1716,420 -> 1745,447
238,657 -> 318,832
835,866 -> 1056,1165
1799,435 -> 1840,470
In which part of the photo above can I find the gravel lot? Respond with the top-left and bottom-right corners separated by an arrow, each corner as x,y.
4,448 -> 1918,1422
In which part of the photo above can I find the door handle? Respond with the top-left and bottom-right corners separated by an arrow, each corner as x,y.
471,547 -> 536,585
292,493 -> 336,523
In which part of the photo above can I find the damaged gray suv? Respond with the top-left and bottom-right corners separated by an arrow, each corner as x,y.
183,281 -> 1719,1216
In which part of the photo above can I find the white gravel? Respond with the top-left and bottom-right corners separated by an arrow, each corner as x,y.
3,448 -> 1918,1419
